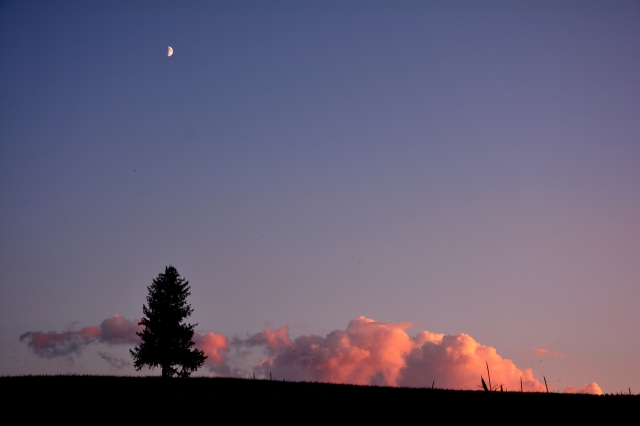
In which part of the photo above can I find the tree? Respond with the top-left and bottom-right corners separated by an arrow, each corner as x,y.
130,266 -> 206,378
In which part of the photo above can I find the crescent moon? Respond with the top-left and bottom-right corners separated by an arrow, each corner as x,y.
168,46 -> 173,57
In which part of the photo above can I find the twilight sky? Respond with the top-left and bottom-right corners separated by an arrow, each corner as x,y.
1,0 -> 639,393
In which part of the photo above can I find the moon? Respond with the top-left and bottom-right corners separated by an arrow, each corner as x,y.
168,46 -> 173,57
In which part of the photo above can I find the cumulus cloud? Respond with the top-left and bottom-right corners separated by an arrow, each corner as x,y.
20,314 -> 601,392
563,383 -> 603,395
193,331 -> 230,373
402,332 -> 546,391
239,316 -> 584,392
20,314 -> 141,359
249,317 -> 414,385
99,314 -> 142,345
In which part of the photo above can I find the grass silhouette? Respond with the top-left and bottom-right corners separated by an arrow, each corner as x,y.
2,375 -> 636,421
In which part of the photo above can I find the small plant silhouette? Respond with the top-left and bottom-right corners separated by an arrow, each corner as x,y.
478,361 -> 503,391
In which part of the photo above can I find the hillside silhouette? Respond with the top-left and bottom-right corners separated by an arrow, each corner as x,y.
3,376 -> 636,421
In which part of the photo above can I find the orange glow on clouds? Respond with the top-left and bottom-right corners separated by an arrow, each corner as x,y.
403,331 -> 545,391
19,315 -> 602,394
245,317 -> 600,393
19,314 -> 139,358
193,332 -> 229,367
563,383 -> 603,395
251,317 -> 546,390
256,317 -> 414,386
533,348 -> 565,357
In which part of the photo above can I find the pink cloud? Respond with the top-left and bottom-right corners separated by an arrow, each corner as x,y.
20,315 -> 602,393
193,332 -> 229,367
19,325 -> 101,358
533,348 -> 565,357
243,317 -> 595,392
255,317 -> 415,385
563,383 -> 603,395
402,333 -> 546,391
98,314 -> 142,345
19,314 -> 141,359
237,325 -> 293,352
21,315 -> 236,373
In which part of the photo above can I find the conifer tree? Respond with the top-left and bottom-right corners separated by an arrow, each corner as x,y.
130,266 -> 206,378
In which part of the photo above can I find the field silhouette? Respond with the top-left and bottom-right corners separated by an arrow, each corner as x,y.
4,376 -> 636,421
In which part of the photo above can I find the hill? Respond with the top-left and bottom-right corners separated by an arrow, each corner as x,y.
3,375 -> 636,421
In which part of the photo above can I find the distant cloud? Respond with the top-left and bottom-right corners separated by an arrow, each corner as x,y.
533,348 -> 565,357
20,314 -> 601,394
563,383 -> 603,395
20,314 -> 141,359
19,324 -> 101,358
233,324 -> 293,352
99,314 -> 141,345
402,331 -> 545,391
238,316 -> 589,393
247,317 -> 413,386
98,352 -> 131,370
20,315 -> 231,372
193,331 -> 230,374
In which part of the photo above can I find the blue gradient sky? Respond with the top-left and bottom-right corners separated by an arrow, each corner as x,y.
1,1 -> 639,392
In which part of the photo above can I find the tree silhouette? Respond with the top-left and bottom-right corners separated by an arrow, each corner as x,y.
130,266 -> 206,378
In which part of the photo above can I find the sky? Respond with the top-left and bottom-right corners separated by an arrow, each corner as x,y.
1,0 -> 639,394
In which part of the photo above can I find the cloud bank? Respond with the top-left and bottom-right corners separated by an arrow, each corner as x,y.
19,314 -> 140,358
243,317 -> 547,391
19,314 -> 229,371
20,315 -> 600,394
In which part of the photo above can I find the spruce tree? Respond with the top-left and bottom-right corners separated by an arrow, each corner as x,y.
130,266 -> 206,378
